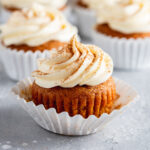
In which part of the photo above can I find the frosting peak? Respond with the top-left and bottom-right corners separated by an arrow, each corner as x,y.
1,0 -> 67,9
92,0 -> 150,34
0,4 -> 77,46
32,35 -> 113,88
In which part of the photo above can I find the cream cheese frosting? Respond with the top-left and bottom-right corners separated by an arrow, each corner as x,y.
32,35 -> 113,88
0,4 -> 77,46
1,0 -> 67,9
92,0 -> 150,34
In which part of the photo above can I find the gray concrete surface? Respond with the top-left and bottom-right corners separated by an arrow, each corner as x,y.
0,64 -> 150,150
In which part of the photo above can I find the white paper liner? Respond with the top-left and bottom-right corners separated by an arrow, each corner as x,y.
92,29 -> 150,70
74,5 -> 96,39
0,44 -> 59,81
11,77 -> 139,136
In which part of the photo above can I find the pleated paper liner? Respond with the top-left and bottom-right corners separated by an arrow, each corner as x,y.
92,29 -> 150,70
12,77 -> 139,135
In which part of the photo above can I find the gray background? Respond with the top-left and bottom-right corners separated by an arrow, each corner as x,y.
0,0 -> 150,149
0,64 -> 150,150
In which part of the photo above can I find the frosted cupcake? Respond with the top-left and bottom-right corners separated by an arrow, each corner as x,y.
92,0 -> 150,70
32,35 -> 116,118
0,0 -> 70,22
0,4 -> 77,80
12,35 -> 139,135
74,0 -> 96,38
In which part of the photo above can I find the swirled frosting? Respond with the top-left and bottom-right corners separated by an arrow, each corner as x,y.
1,0 -> 67,9
92,0 -> 150,34
32,35 -> 113,88
0,4 -> 77,46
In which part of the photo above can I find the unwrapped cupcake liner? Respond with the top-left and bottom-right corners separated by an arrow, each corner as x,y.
74,5 -> 96,39
11,77 -> 139,136
0,44 -> 56,81
92,29 -> 150,70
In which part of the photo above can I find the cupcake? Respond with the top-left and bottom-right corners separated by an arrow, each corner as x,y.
74,0 -> 96,39
12,35 -> 139,135
0,0 -> 70,22
92,0 -> 150,70
32,35 -> 116,118
0,4 -> 77,80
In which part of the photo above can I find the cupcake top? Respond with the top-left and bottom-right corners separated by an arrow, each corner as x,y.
32,35 -> 113,88
1,0 -> 67,10
93,0 -> 150,34
0,4 -> 77,47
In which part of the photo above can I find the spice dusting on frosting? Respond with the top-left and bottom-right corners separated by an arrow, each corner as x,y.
32,35 -> 113,88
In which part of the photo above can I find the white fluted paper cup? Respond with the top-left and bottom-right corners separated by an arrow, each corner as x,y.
11,77 -> 139,136
92,29 -> 150,70
74,5 -> 95,39
0,44 -> 56,81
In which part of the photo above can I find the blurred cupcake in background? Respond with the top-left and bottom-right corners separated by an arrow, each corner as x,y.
92,0 -> 150,70
74,0 -> 96,39
0,4 -> 78,80
0,0 -> 70,22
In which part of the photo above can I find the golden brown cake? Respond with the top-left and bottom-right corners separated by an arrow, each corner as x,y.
4,7 -> 19,12
77,0 -> 88,8
5,41 -> 67,52
32,77 -> 116,118
96,24 -> 150,39
4,5 -> 67,12
31,35 -> 116,118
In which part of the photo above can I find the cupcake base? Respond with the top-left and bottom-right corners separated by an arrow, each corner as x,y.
32,77 -> 117,118
12,77 -> 139,135
6,41 -> 67,52
96,24 -> 150,39
77,0 -> 88,8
